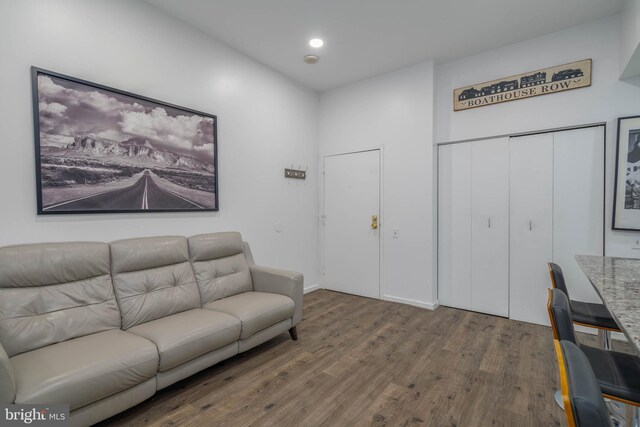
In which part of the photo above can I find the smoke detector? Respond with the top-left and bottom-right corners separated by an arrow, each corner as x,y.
304,55 -> 319,64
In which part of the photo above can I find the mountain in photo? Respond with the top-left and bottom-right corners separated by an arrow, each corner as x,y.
44,135 -> 214,173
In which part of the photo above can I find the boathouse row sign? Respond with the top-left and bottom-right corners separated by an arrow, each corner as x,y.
453,59 -> 592,111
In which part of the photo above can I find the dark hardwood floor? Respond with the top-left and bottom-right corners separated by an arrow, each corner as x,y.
98,290 -> 621,427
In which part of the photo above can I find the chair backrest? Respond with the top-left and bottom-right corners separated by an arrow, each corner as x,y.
554,340 -> 611,427
110,236 -> 201,329
547,288 -> 577,344
188,232 -> 253,305
548,262 -> 571,299
0,242 -> 120,356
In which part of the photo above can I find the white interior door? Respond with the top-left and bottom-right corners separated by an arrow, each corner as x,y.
509,133 -> 554,326
471,138 -> 510,317
438,143 -> 472,310
323,150 -> 380,299
553,127 -> 605,303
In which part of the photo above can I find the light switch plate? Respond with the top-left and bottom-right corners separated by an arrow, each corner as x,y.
633,239 -> 640,250
393,229 -> 399,239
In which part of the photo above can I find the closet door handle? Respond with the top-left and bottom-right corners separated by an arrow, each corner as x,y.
529,221 -> 532,231
488,218 -> 491,228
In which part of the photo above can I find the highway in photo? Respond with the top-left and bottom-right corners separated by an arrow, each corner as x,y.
44,170 -> 203,212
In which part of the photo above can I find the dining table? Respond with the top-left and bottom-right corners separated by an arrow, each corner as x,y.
575,255 -> 640,354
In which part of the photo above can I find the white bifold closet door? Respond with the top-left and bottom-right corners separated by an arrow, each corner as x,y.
509,133 -> 554,325
470,139 -> 509,317
439,126 -> 604,325
509,126 -> 604,325
552,127 -> 604,304
438,142 -> 472,310
438,138 -> 509,316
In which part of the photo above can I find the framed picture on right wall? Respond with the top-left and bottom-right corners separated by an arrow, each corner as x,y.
613,115 -> 640,231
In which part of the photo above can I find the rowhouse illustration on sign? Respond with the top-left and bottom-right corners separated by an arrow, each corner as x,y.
453,59 -> 592,111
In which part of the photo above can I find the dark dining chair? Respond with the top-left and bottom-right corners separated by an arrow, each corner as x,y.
553,339 -> 612,427
548,262 -> 620,350
548,288 -> 640,425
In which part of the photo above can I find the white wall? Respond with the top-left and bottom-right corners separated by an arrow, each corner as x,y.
0,0 -> 320,289
621,0 -> 640,78
435,15 -> 640,258
319,61 -> 437,308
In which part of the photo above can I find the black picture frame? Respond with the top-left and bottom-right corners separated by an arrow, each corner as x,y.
612,115 -> 640,231
31,66 -> 220,215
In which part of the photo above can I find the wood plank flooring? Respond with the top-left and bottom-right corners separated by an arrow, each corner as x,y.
98,290 -> 613,427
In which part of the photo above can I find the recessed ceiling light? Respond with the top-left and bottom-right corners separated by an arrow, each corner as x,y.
304,55 -> 319,64
309,38 -> 324,48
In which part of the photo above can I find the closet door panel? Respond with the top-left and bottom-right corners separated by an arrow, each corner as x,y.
438,143 -> 472,310
553,127 -> 605,303
471,138 -> 510,317
509,134 -> 553,326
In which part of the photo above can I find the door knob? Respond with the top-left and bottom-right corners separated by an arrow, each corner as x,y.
371,215 -> 378,230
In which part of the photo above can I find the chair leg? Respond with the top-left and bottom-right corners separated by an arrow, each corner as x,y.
598,329 -> 612,350
554,389 -> 564,410
289,326 -> 298,341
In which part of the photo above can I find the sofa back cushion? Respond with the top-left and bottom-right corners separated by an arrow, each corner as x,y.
188,232 -> 253,304
110,236 -> 201,330
0,242 -> 120,357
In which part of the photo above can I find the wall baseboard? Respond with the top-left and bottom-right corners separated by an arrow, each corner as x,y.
304,284 -> 321,294
382,294 -> 439,310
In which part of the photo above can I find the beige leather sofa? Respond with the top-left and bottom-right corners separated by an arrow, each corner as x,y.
0,232 -> 303,426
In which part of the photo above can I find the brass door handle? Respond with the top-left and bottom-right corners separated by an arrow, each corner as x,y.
371,215 -> 378,230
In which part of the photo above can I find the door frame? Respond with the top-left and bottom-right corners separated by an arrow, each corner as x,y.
319,145 -> 384,299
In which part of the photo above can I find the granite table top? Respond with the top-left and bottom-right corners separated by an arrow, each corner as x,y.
576,255 -> 640,353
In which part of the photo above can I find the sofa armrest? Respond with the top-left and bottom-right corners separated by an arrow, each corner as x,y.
250,265 -> 303,326
0,341 -> 15,403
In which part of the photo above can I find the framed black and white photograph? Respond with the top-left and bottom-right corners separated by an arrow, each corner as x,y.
32,67 -> 218,214
613,115 -> 640,230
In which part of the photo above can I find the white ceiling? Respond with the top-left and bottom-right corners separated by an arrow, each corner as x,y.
145,0 -> 624,92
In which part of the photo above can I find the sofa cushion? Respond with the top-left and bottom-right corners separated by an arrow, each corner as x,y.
0,242 -> 120,357
204,292 -> 295,339
11,329 -> 158,411
188,232 -> 253,304
127,309 -> 240,371
110,236 -> 201,329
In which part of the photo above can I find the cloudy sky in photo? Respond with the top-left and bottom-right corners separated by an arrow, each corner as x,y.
37,74 -> 215,162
